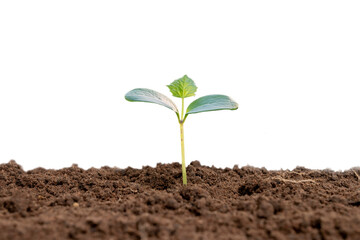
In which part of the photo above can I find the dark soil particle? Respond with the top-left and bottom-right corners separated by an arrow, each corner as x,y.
1,160 -> 360,240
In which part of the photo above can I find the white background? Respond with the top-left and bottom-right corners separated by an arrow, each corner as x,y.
0,1 -> 359,171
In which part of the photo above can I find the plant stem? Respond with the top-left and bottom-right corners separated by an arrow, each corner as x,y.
179,97 -> 187,185
180,122 -> 187,185
181,97 -> 184,120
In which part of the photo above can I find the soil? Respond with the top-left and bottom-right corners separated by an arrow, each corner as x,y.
1,160 -> 360,240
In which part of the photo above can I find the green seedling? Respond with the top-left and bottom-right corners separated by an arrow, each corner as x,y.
125,75 -> 238,185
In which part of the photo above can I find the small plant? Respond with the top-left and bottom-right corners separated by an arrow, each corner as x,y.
125,75 -> 238,185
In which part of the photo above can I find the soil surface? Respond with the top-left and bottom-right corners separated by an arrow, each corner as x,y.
1,160 -> 360,240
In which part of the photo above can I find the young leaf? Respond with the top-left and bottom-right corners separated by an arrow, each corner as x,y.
167,75 -> 197,98
125,88 -> 179,113
186,94 -> 238,115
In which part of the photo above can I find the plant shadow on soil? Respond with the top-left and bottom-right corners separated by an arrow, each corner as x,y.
0,160 -> 360,240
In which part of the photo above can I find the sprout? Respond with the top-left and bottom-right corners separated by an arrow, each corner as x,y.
125,75 -> 238,185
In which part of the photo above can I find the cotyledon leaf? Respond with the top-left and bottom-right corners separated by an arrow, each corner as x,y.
186,94 -> 238,115
125,88 -> 179,114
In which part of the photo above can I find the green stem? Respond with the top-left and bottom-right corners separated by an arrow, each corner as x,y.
179,97 -> 187,185
181,97 -> 184,120
180,122 -> 187,185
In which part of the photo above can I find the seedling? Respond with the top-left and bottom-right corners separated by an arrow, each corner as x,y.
125,75 -> 238,185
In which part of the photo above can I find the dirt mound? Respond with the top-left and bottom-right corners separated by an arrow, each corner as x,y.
1,160 -> 360,240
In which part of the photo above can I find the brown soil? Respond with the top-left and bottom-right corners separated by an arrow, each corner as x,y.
1,160 -> 360,240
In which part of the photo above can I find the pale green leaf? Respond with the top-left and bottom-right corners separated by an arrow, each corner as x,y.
167,75 -> 197,98
186,94 -> 238,115
125,88 -> 179,113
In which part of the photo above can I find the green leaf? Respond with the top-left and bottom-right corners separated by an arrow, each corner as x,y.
125,88 -> 179,113
186,94 -> 238,115
167,75 -> 197,98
